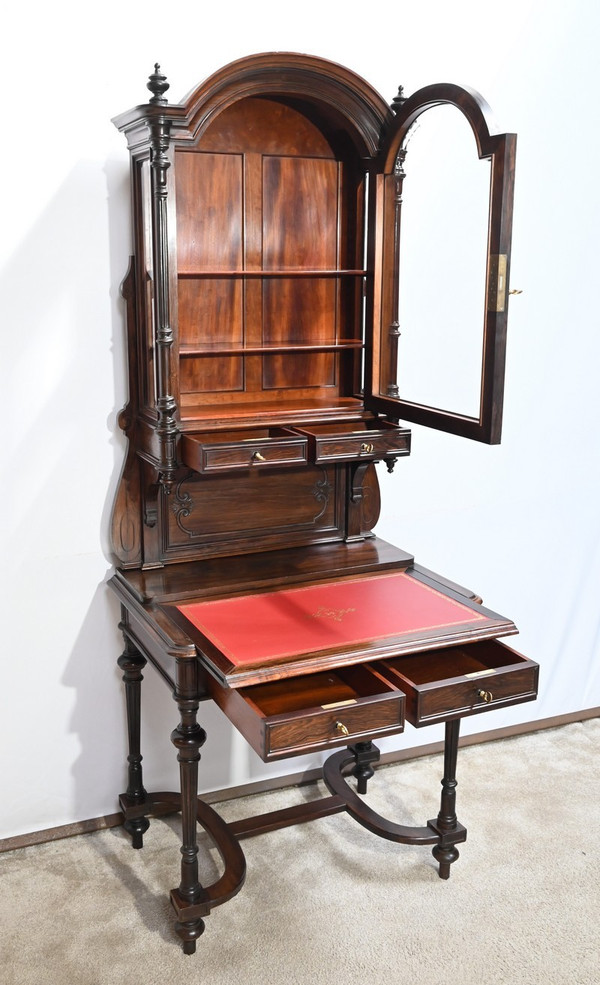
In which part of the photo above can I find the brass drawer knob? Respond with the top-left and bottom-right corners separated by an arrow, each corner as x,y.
335,721 -> 350,736
360,442 -> 374,454
252,451 -> 266,462
477,689 -> 494,703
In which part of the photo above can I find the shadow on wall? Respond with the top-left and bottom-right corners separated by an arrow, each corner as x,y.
62,579 -> 180,821
0,158 -> 132,834
62,576 -> 247,821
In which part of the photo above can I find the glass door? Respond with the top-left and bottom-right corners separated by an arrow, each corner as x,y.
366,84 -> 516,443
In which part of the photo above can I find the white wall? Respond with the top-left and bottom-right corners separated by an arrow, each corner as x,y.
2,0 -> 599,839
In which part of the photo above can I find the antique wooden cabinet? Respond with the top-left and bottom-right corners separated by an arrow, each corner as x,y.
109,53 -> 537,954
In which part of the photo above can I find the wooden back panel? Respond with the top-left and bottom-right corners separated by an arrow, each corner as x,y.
174,97 -> 365,415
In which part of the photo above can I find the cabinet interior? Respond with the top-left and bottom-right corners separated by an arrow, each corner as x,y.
173,96 -> 367,424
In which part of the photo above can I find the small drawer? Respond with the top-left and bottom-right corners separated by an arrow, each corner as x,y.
181,428 -> 307,475
294,419 -> 411,464
379,640 -> 539,727
207,664 -> 405,761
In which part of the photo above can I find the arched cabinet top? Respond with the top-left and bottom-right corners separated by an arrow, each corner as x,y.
113,52 -> 394,158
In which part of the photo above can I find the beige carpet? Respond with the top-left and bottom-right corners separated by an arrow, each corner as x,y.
2,720 -> 598,985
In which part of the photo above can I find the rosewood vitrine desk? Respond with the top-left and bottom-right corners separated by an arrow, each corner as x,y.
109,54 -> 537,954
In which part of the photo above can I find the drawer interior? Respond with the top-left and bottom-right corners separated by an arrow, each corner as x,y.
294,420 -> 399,437
381,640 -> 529,686
186,426 -> 298,446
378,639 -> 538,727
207,662 -> 405,760
240,663 -> 399,718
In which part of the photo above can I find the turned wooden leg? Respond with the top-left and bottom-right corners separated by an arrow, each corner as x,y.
349,741 -> 380,794
432,718 -> 461,879
170,667 -> 207,955
118,632 -> 150,849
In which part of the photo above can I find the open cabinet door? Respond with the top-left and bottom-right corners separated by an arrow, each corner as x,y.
366,84 -> 516,443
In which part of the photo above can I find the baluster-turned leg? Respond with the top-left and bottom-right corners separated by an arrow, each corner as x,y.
118,631 -> 150,849
170,659 -> 207,955
431,718 -> 462,879
349,741 -> 380,794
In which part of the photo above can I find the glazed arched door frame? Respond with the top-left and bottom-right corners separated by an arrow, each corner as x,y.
367,84 -> 517,444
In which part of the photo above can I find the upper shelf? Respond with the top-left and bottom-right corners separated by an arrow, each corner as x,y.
177,269 -> 369,279
179,340 -> 364,356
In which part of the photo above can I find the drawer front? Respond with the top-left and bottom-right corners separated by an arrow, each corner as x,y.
207,666 -> 405,762
202,438 -> 307,473
313,429 -> 410,464
414,665 -> 538,724
380,641 -> 539,727
266,694 -> 404,757
181,433 -> 307,474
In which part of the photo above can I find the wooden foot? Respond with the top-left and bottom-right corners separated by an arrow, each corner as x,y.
432,842 -> 460,880
123,815 -> 150,850
175,917 -> 205,954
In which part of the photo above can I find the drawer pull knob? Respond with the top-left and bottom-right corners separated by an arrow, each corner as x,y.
252,451 -> 266,462
360,442 -> 374,454
335,721 -> 350,736
477,689 -> 494,703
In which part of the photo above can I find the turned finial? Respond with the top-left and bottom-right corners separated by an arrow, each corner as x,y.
391,85 -> 406,113
147,63 -> 170,104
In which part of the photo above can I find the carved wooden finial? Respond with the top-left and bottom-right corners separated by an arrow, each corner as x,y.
391,85 -> 406,113
147,63 -> 170,104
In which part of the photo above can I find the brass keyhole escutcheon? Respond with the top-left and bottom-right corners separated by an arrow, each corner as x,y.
252,451 -> 266,462
335,721 -> 349,736
477,689 -> 493,703
360,442 -> 374,454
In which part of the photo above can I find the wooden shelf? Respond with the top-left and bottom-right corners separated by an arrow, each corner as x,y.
177,269 -> 368,279
179,340 -> 364,357
179,396 -> 366,425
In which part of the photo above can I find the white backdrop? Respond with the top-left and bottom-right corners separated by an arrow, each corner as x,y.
2,0 -> 599,839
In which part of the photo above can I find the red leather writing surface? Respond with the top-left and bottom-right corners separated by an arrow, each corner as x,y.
177,572 -> 488,666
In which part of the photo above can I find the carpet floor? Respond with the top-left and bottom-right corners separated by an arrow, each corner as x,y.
2,719 -> 598,985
